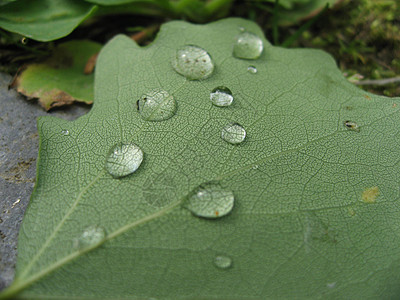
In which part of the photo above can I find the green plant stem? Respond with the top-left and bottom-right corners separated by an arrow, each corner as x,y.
95,3 -> 165,18
172,0 -> 195,14
281,4 -> 329,47
205,0 -> 232,14
354,77 -> 400,86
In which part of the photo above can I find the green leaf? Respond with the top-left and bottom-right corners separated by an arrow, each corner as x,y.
12,40 -> 101,110
2,18 -> 400,299
0,0 -> 97,41
0,0 -> 18,6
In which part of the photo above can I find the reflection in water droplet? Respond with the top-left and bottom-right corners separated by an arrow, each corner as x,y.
344,120 -> 360,132
172,45 -> 214,80
184,182 -> 234,219
74,225 -> 106,250
233,32 -> 263,60
247,66 -> 257,74
221,123 -> 246,144
214,255 -> 232,269
137,89 -> 176,121
210,86 -> 233,107
105,143 -> 143,178
61,130 -> 69,136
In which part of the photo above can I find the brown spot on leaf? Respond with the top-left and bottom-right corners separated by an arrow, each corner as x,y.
362,186 -> 379,203
348,208 -> 356,216
41,89 -> 76,110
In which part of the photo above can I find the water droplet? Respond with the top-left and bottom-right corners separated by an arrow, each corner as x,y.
210,86 -> 233,107
137,89 -> 176,121
233,32 -> 263,60
327,282 -> 336,289
61,129 -> 69,136
21,37 -> 28,45
214,255 -> 232,269
172,45 -> 214,80
247,66 -> 257,74
221,123 -> 246,144
74,225 -> 106,250
105,143 -> 143,178
184,182 -> 234,219
344,120 -> 360,132
238,27 -> 245,32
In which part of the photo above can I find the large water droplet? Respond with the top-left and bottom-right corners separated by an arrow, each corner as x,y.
210,86 -> 233,107
221,123 -> 246,144
74,225 -> 106,250
214,255 -> 232,269
344,120 -> 360,132
105,143 -> 143,178
184,182 -> 234,219
233,32 -> 263,60
137,89 -> 176,121
247,66 -> 257,74
172,45 -> 214,80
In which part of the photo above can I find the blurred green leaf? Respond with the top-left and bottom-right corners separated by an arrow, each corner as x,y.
0,0 -> 18,6
12,40 -> 101,110
0,0 -> 97,41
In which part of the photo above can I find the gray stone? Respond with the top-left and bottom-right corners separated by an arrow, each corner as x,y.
0,72 -> 90,290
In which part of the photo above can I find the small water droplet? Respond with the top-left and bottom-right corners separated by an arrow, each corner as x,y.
344,120 -> 360,132
233,32 -> 263,60
327,282 -> 336,289
247,66 -> 257,74
74,225 -> 106,250
210,86 -> 233,107
221,123 -> 246,144
105,143 -> 143,178
238,27 -> 245,32
184,182 -> 234,219
172,45 -> 214,80
21,37 -> 28,45
61,129 -> 69,136
214,255 -> 232,269
137,89 -> 176,121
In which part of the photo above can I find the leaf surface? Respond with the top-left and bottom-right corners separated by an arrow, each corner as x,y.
12,40 -> 101,110
2,18 -> 400,299
0,0 -> 96,41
